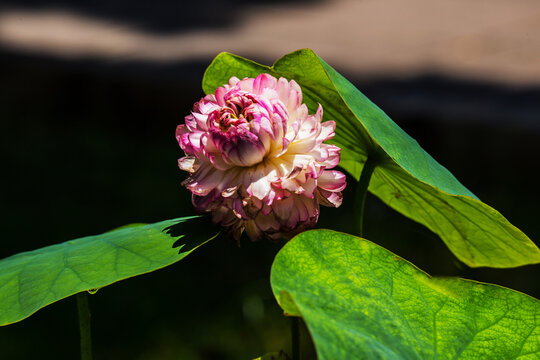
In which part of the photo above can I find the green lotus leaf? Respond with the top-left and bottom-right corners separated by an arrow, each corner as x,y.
271,229 -> 540,359
202,49 -> 540,268
0,216 -> 218,325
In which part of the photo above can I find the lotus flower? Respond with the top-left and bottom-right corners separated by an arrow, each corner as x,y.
176,73 -> 346,241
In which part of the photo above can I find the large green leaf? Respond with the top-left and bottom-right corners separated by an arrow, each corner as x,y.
0,216 -> 218,326
202,49 -> 540,268
271,230 -> 540,359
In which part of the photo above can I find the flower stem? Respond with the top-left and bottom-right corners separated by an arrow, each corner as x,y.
76,292 -> 93,360
291,317 -> 300,360
355,156 -> 377,237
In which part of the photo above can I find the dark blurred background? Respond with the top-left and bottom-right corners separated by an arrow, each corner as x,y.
1,0 -> 539,359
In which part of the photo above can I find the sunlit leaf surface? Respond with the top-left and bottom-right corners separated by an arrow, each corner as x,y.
0,216 -> 218,325
202,49 -> 540,268
271,230 -> 540,359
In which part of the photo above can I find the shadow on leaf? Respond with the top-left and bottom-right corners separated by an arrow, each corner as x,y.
164,215 -> 220,254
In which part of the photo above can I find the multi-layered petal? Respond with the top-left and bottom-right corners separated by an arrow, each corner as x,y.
177,73 -> 346,241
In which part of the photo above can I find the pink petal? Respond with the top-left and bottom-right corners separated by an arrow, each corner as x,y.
318,120 -> 336,142
183,165 -> 224,196
272,196 -> 294,220
228,77 -> 240,86
248,175 -> 272,200
318,170 -> 347,192
214,87 -> 227,106
237,78 -> 254,92
287,80 -> 302,111
255,213 -> 280,232
245,220 -> 262,241
253,74 -> 278,95
178,156 -> 198,173
317,189 -> 343,208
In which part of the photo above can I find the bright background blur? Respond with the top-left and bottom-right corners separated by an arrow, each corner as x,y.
1,1 -> 540,359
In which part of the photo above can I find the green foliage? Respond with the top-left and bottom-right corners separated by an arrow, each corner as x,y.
202,49 -> 540,268
0,216 -> 218,326
271,229 -> 540,360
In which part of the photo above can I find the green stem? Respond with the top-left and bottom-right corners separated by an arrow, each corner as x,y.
291,317 -> 300,360
355,156 -> 377,237
77,292 -> 93,360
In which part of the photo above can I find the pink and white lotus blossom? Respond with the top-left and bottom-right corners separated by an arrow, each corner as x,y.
176,73 -> 346,241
